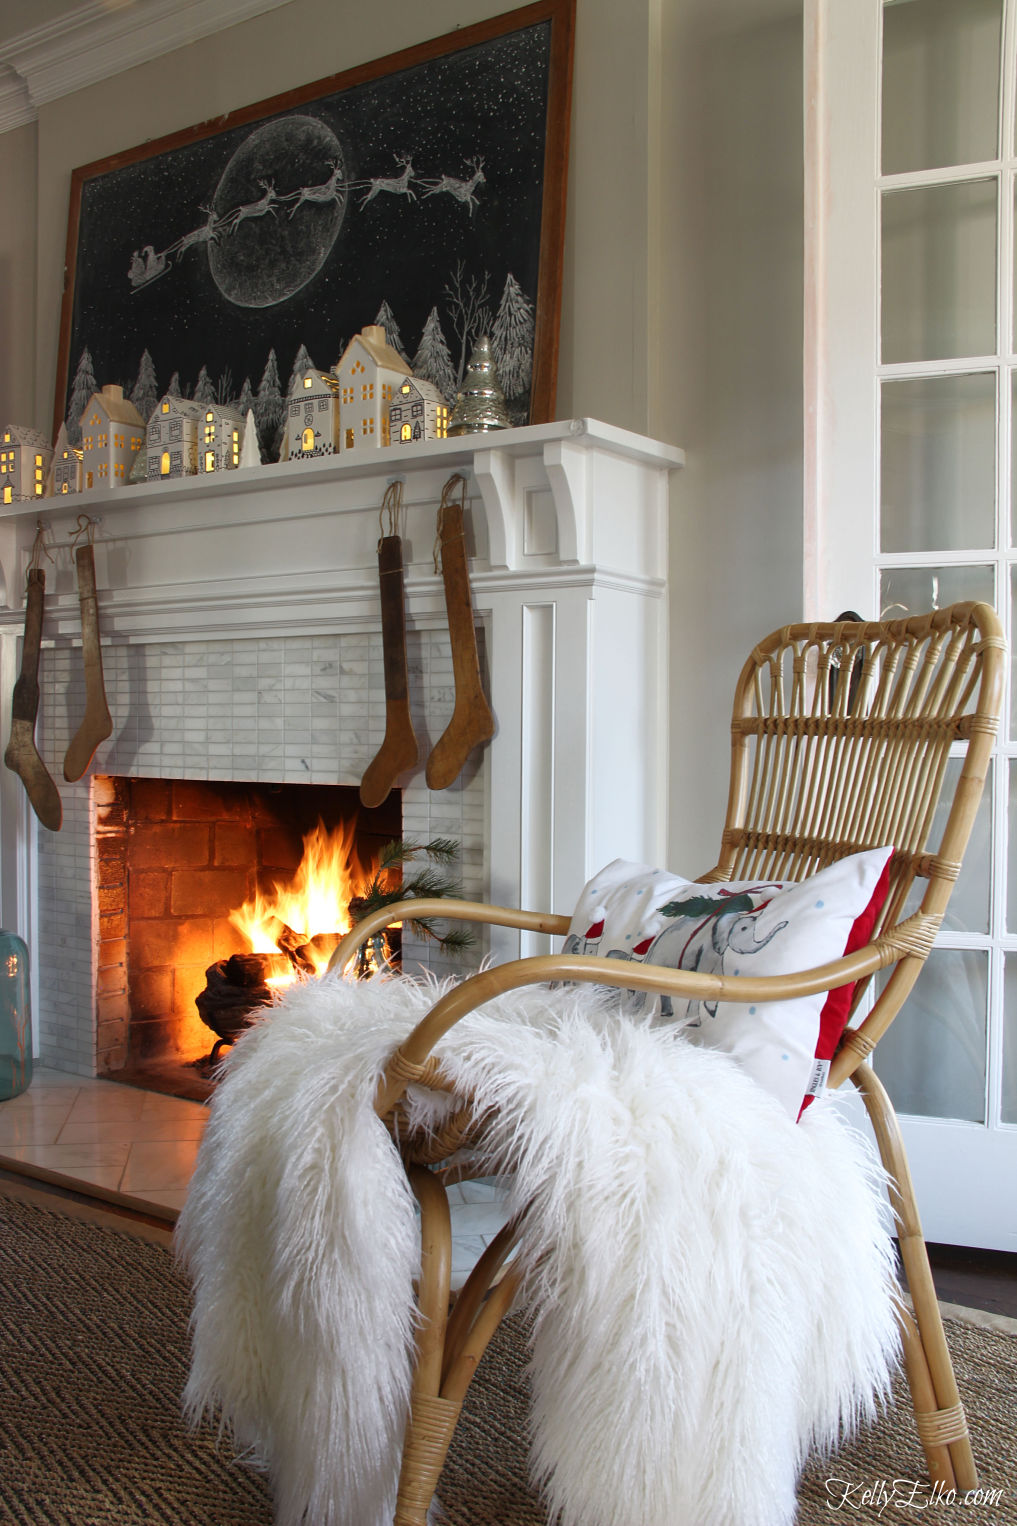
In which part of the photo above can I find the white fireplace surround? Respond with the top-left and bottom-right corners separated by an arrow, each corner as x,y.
0,419 -> 682,1073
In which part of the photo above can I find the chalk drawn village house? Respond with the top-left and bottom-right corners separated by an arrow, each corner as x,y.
285,366 -> 341,460
0,423 -> 52,504
334,325 -> 411,450
146,395 -> 203,479
388,376 -> 450,444
199,403 -> 245,473
80,385 -> 145,489
50,423 -> 82,496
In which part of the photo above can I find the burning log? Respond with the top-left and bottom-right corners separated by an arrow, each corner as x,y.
225,951 -> 292,987
195,959 -> 273,1053
264,916 -> 316,974
294,931 -> 342,968
195,941 -> 334,1058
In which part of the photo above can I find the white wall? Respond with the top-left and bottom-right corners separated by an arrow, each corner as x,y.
659,0 -> 804,870
0,0 -> 804,890
0,120 -> 38,426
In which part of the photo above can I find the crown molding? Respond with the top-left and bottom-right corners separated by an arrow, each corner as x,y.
0,0 -> 296,133
0,64 -> 32,134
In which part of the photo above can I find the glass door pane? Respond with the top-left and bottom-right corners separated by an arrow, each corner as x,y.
881,180 -> 998,362
882,0 -> 1002,173
880,563 -> 994,617
1003,957 -> 1017,1123
875,949 -> 988,1121
881,373 -> 996,551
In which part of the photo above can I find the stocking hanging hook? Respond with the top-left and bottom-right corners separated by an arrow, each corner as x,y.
433,474 -> 467,572
70,514 -> 99,548
28,521 -> 55,577
379,479 -> 405,545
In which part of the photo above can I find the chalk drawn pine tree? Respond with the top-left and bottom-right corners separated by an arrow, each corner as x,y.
255,348 -> 285,462
66,347 -> 98,446
129,348 -> 160,424
193,366 -> 217,405
236,376 -> 255,419
412,307 -> 457,403
286,343 -> 316,397
491,273 -> 534,399
373,301 -> 409,363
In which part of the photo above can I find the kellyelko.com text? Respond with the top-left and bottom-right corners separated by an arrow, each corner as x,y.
825,1478 -> 1006,1513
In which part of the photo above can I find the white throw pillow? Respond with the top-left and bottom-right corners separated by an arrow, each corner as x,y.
563,849 -> 893,1120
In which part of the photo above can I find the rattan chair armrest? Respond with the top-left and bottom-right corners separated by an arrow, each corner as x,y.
372,940 -> 891,1116
326,897 -> 571,975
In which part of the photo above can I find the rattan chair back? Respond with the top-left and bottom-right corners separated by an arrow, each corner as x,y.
703,603 -> 1005,1076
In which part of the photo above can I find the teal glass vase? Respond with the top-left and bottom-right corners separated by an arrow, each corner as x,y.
0,929 -> 32,1100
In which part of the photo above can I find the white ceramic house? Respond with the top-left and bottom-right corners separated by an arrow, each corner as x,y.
51,422 -> 82,496
145,395 -> 204,479
0,424 -> 53,504
334,325 -> 411,450
388,377 -> 450,446
198,403 -> 245,473
80,385 -> 145,490
285,367 -> 341,460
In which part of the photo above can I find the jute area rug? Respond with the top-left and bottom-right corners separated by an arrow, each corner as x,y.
0,1188 -> 1014,1526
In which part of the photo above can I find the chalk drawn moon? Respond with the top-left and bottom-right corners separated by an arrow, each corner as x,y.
209,116 -> 346,308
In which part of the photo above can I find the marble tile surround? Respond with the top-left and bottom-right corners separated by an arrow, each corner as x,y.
34,626 -> 488,1074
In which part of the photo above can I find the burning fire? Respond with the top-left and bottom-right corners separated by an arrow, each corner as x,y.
229,819 -> 374,983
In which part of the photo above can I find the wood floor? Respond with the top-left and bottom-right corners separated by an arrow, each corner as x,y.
926,1242 -> 1017,1320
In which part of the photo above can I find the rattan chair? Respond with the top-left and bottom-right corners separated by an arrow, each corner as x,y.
328,601 -> 1005,1525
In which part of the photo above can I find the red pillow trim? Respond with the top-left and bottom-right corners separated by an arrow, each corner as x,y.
796,852 -> 893,1119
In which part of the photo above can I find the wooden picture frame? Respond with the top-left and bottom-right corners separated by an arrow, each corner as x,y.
53,0 -> 575,450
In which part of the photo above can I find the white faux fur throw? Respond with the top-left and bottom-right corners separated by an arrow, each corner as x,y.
176,969 -> 901,1526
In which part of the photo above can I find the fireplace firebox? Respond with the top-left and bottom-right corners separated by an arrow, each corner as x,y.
94,776 -> 399,1095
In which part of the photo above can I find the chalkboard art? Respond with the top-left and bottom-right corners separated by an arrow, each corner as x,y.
54,0 -> 574,457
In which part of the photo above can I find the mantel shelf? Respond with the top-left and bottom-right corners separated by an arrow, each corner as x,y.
0,418 -> 683,531
0,418 -> 682,626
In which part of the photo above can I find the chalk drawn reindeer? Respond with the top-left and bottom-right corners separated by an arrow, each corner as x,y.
420,157 -> 486,214
360,155 -> 417,207
287,161 -> 348,219
220,180 -> 280,235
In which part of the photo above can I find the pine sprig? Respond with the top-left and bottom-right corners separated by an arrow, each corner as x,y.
354,837 -> 474,960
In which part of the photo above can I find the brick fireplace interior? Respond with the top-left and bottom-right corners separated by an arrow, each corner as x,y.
94,776 -> 400,1098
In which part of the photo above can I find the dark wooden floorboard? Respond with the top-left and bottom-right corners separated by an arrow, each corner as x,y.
925,1241 -> 1017,1319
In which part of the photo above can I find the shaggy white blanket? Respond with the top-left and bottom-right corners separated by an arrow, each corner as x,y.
176,969 -> 901,1526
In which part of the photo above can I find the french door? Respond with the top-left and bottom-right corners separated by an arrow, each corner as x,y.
807,0 -> 1016,1250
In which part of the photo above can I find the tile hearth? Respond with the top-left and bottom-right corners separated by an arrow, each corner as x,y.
0,1068 -> 509,1279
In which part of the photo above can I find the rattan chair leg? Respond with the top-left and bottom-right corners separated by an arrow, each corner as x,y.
851,1063 -> 978,1491
441,1217 -> 521,1387
394,1391 -> 463,1526
395,1168 -> 456,1526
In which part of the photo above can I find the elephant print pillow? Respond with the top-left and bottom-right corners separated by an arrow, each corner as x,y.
563,848 -> 893,1121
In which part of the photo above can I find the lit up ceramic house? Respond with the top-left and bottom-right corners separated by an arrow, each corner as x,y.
285,366 -> 341,460
334,325 -> 411,450
80,385 -> 145,489
51,422 -> 83,496
199,403 -> 245,473
145,395 -> 203,479
388,377 -> 450,446
0,424 -> 53,505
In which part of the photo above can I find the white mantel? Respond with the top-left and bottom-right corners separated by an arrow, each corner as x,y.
0,418 -> 682,1069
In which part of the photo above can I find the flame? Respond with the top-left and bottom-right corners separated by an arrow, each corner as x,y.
229,819 -> 373,980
